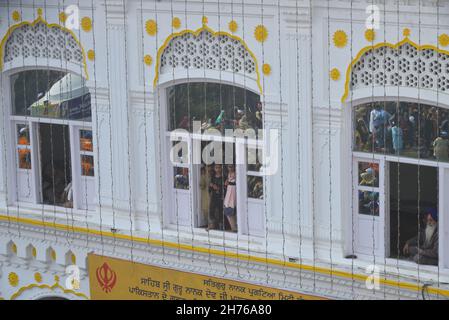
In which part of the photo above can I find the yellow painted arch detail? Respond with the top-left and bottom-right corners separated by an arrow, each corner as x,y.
1,214 -> 449,298
341,37 -> 449,103
153,25 -> 263,94
10,281 -> 88,300
0,16 -> 89,80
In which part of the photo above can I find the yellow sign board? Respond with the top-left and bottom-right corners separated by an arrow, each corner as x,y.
88,254 -> 325,300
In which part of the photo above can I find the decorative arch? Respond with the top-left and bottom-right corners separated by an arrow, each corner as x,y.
0,16 -> 89,79
341,38 -> 449,103
10,282 -> 88,300
153,25 -> 262,93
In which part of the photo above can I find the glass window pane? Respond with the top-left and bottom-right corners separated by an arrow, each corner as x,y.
358,191 -> 380,216
80,130 -> 93,152
174,167 -> 189,190
18,148 -> 31,169
10,70 -> 91,121
247,175 -> 263,199
81,155 -> 94,176
358,162 -> 379,187
167,82 -> 261,133
17,124 -> 30,146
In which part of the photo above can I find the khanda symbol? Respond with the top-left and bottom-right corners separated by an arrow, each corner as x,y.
96,262 -> 117,293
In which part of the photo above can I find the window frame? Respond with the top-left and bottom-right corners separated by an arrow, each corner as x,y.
6,70 -> 96,212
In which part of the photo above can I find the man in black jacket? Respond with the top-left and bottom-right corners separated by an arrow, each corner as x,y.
403,208 -> 439,266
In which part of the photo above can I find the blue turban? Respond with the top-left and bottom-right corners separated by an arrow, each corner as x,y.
426,207 -> 438,222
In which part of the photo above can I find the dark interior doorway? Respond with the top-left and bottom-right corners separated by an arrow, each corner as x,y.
39,124 -> 72,207
389,162 -> 438,259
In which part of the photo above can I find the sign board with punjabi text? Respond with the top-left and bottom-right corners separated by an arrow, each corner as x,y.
88,254 -> 325,300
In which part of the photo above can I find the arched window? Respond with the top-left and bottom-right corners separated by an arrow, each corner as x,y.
10,69 -> 95,211
162,82 -> 264,236
351,100 -> 449,269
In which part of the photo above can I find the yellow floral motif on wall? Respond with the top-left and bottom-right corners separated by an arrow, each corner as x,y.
330,68 -> 341,81
9,272 -> 19,287
172,17 -> 181,30
262,63 -> 271,76
59,12 -> 67,24
202,16 -> 209,25
365,29 -> 375,42
403,28 -> 411,37
254,25 -> 268,43
229,20 -> 238,33
144,54 -> 153,66
12,11 -> 21,22
81,17 -> 92,32
333,30 -> 348,48
88,50 -> 95,61
439,34 -> 449,47
34,273 -> 42,283
146,19 -> 158,36
37,8 -> 43,17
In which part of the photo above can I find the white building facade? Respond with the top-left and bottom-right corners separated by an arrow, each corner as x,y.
1,0 -> 449,300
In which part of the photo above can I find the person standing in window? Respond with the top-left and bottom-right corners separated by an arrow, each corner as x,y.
208,165 -> 224,231
199,165 -> 211,228
433,131 -> 449,162
223,165 -> 237,232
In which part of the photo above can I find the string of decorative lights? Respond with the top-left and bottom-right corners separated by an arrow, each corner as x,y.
309,0 -> 317,293
395,0 -> 401,298
153,0 -> 168,265
0,1 -> 12,240
276,0 -> 287,289
90,0 -> 104,256
103,0 -> 117,255
326,0 -> 334,293
260,0 -> 270,287
121,0 -> 135,263
349,0 -> 356,299
294,0 -> 303,290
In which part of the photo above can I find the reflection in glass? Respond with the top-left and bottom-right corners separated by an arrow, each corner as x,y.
81,155 -> 94,176
167,82 -> 261,133
174,167 -> 189,190
11,70 -> 91,121
358,162 -> 379,187
247,176 -> 263,199
17,124 -> 30,145
18,148 -> 31,169
80,130 -> 93,152
358,191 -> 380,216
354,101 -> 449,162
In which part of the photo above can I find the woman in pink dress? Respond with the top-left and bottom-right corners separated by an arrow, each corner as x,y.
223,165 -> 237,232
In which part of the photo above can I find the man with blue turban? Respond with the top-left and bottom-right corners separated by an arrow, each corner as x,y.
403,208 -> 439,266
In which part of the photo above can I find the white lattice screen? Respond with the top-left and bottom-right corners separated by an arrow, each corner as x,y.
160,29 -> 256,76
3,21 -> 83,66
351,42 -> 449,92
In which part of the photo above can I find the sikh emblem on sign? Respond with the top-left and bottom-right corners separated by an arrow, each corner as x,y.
96,262 -> 117,293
